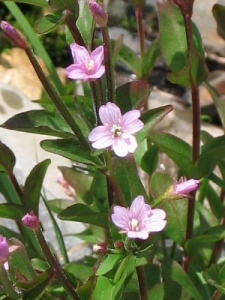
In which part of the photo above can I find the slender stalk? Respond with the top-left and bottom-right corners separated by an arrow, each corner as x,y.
136,266 -> 148,300
35,228 -> 80,300
101,27 -> 116,103
212,290 -> 222,300
25,47 -> 90,151
182,12 -> 201,273
136,0 -> 145,59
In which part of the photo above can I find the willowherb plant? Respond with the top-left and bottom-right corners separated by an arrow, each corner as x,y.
0,0 -> 225,299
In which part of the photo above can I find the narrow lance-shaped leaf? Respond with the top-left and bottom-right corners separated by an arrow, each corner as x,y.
0,142 -> 15,173
212,4 -> 225,41
23,159 -> 51,216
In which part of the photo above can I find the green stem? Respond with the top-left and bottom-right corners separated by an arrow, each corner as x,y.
101,27 -> 116,103
136,266 -> 148,300
136,0 -> 145,59
35,228 -> 80,300
0,265 -> 23,299
25,47 -> 90,151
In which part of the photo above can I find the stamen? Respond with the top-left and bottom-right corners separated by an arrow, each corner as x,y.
130,218 -> 139,231
111,124 -> 122,137
85,58 -> 94,72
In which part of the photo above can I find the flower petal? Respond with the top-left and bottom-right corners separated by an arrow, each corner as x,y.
122,110 -> 143,134
91,45 -> 104,70
70,43 -> 90,64
112,138 -> 130,157
88,66 -> 105,79
111,206 -> 130,229
99,102 -> 122,126
65,64 -> 88,80
145,220 -> 167,232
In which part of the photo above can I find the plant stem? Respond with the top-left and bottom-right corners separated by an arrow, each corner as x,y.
136,0 -> 145,59
136,266 -> 148,300
101,27 -> 116,103
25,47 -> 90,151
212,290 -> 222,300
35,228 -> 80,300
182,11 -> 201,273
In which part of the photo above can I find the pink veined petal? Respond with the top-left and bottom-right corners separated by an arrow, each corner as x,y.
65,64 -> 89,80
122,134 -> 138,153
99,102 -> 122,126
145,220 -> 167,232
122,110 -> 140,125
88,126 -> 113,148
87,66 -> 105,79
148,209 -> 166,221
111,206 -> 130,229
112,137 -> 130,157
70,43 -> 90,65
129,196 -> 151,222
91,45 -> 104,70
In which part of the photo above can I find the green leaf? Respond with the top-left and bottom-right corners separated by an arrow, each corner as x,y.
49,0 -> 79,21
117,44 -> 141,77
1,110 -> 74,138
206,183 -> 224,220
92,276 -> 114,300
158,0 -> 188,71
185,225 -> 225,256
58,203 -> 108,228
162,259 -> 202,300
65,262 -> 93,283
137,105 -> 173,142
8,239 -> 36,281
1,0 -> 48,7
212,4 -> 225,40
41,138 -> 104,167
17,269 -> 54,299
76,0 -> 94,48
149,132 -> 197,178
23,159 -> 51,216
36,13 -> 67,34
111,156 -> 148,206
204,81 -> 225,130
0,142 -> 15,172
203,264 -> 225,294
116,81 -> 150,113
0,172 -> 21,204
141,38 -> 161,79
96,254 -> 124,276
0,203 -> 26,220
150,173 -> 188,245
197,135 -> 225,178
47,199 -> 74,214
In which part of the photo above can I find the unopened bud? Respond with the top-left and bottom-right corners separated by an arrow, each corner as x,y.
22,212 -> 39,230
0,21 -> 27,49
0,236 -> 9,264
114,240 -> 124,250
93,242 -> 108,253
88,0 -> 108,28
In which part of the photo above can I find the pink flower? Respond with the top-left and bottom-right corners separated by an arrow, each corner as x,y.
111,196 -> 167,240
1,21 -> 27,49
0,236 -> 9,264
88,102 -> 144,157
172,178 -> 200,198
65,43 -> 105,82
22,212 -> 39,230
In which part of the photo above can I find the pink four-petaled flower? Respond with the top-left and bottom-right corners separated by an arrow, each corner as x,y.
65,43 -> 105,82
88,102 -> 144,157
111,196 -> 167,240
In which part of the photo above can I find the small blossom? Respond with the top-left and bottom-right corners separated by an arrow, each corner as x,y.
0,236 -> 9,264
171,178 -> 200,198
0,21 -> 27,49
22,212 -> 39,230
93,242 -> 108,253
56,173 -> 75,197
65,43 -> 105,82
111,196 -> 166,240
88,102 -> 144,157
88,0 -> 108,27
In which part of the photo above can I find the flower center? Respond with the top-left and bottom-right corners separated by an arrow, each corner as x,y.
111,124 -> 122,137
130,218 -> 139,231
84,58 -> 94,73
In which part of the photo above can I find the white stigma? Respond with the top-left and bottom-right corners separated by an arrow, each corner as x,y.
85,58 -> 94,72
111,124 -> 122,137
130,218 -> 139,231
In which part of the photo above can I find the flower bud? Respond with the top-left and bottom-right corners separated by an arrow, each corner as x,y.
167,178 -> 200,199
88,0 -> 108,28
114,240 -> 124,250
0,21 -> 27,49
22,212 -> 39,230
93,242 -> 108,254
0,236 -> 9,264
